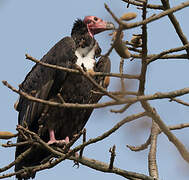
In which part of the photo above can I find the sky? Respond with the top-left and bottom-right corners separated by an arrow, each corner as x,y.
0,0 -> 189,180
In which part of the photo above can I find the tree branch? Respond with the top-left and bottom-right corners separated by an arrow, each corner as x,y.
147,43 -> 189,64
161,0 -> 189,58
68,155 -> 156,180
26,54 -> 139,80
142,101 -> 189,163
105,1 -> 189,30
148,122 -> 159,178
122,0 -> 164,10
3,80 -> 189,109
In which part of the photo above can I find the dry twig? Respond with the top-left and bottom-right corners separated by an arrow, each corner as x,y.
109,145 -> 116,169
148,122 -> 159,178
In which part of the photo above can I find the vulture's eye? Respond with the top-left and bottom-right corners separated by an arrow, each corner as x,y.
94,17 -> 98,21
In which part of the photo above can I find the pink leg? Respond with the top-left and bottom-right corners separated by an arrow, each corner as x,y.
47,129 -> 70,145
47,129 -> 57,145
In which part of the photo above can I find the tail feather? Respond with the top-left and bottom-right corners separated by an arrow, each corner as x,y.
15,137 -> 49,179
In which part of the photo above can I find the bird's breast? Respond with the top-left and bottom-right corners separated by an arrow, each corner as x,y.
75,46 -> 96,71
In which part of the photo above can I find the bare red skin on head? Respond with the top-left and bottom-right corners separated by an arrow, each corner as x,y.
83,16 -> 111,37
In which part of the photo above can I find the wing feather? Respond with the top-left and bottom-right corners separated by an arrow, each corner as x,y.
17,36 -> 77,128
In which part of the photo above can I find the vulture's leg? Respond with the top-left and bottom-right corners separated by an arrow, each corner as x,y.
47,129 -> 69,145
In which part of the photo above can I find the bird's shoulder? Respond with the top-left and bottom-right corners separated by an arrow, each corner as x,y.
20,36 -> 77,92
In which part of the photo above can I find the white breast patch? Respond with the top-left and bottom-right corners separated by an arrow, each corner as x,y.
75,46 -> 96,71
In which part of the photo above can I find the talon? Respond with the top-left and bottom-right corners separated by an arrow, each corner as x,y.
48,129 -> 70,146
47,140 -> 59,145
47,139 -> 67,146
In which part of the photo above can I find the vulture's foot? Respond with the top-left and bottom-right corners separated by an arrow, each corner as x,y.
48,129 -> 69,145
47,136 -> 69,145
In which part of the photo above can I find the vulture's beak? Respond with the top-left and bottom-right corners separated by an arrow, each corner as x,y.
84,16 -> 115,36
90,20 -> 115,35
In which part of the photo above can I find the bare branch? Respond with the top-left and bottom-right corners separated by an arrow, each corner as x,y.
105,1 -> 189,30
120,58 -> 126,93
147,43 -> 189,64
170,98 -> 189,107
68,155 -> 156,180
148,122 -> 159,178
161,0 -> 189,58
26,54 -> 139,80
110,103 -> 132,113
142,101 -> 189,163
127,136 -> 151,151
169,123 -> 189,131
0,147 -> 33,173
1,141 -> 33,148
79,128 -> 86,158
127,122 -> 189,152
76,65 -> 120,101
109,145 -> 116,169
132,53 -> 188,60
138,0 -> 148,95
72,112 -> 147,152
3,80 -> 189,110
4,112 -> 147,179
122,0 -> 164,10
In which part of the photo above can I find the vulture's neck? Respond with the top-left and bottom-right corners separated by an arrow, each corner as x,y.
71,19 -> 100,71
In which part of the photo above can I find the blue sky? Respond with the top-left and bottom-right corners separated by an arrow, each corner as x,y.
1,0 -> 189,180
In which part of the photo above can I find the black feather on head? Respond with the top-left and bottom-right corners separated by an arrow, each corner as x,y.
71,19 -> 88,36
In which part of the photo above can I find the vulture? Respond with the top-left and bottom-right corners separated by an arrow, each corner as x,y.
15,16 -> 114,179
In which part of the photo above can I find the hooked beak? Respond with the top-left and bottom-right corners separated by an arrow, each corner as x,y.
88,21 -> 115,35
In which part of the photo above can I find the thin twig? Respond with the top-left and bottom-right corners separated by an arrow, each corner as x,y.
26,54 -> 139,79
110,103 -> 132,113
3,80 -> 189,109
71,112 -> 147,153
148,121 -> 159,178
169,123 -> 189,131
109,145 -> 116,169
57,93 -> 65,103
17,125 -> 63,156
105,1 -> 189,30
68,155 -> 155,180
170,98 -> 189,107
1,141 -> 33,148
161,0 -> 189,58
0,147 -> 33,173
0,154 -> 155,180
127,136 -> 151,151
147,43 -> 189,64
79,128 -> 86,158
142,101 -> 189,163
76,65 -> 121,101
122,0 -> 164,10
8,112 -> 147,179
138,0 -> 148,95
132,53 -> 188,59
119,58 -> 126,93
127,122 -> 189,152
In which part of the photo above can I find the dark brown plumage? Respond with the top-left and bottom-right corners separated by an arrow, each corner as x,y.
15,16 -> 114,179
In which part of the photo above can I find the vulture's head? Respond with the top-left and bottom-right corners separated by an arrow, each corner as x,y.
71,16 -> 115,38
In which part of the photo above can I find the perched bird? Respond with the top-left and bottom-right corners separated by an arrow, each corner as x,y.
15,16 -> 114,179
